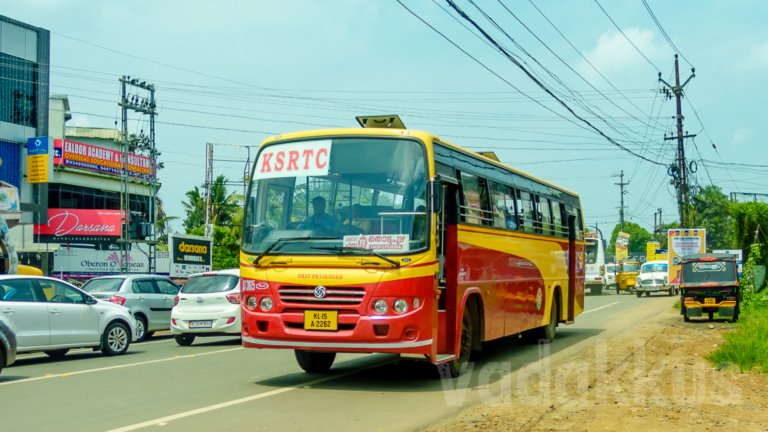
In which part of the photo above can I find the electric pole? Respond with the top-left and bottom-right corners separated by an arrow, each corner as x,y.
614,170 -> 629,232
659,55 -> 696,227
119,76 -> 158,273
204,142 -> 213,238
654,208 -> 663,241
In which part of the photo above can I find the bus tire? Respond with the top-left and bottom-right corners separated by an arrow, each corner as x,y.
294,350 -> 336,373
593,285 -> 602,296
524,297 -> 558,344
445,308 -> 473,378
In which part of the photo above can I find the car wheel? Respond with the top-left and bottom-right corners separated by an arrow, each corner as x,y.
636,291 -> 642,298
645,292 -> 650,297
134,315 -> 148,342
44,349 -> 70,358
668,288 -> 674,296
175,335 -> 195,346
294,350 -> 336,373
102,321 -> 131,356
0,349 -> 4,375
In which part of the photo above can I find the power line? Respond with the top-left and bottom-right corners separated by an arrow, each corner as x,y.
443,0 -> 664,165
641,0 -> 693,67
593,0 -> 661,73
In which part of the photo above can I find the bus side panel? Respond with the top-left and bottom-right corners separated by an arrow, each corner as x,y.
457,228 -> 573,340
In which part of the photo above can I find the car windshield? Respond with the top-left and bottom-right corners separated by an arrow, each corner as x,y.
641,263 -> 667,274
81,278 -> 123,293
606,264 -> 617,273
181,275 -> 239,294
242,137 -> 428,256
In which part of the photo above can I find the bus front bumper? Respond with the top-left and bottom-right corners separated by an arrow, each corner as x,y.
241,310 -> 433,355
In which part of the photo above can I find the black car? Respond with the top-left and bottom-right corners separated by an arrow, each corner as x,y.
0,318 -> 17,375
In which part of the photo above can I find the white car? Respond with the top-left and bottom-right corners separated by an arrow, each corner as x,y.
635,260 -> 675,297
170,269 -> 241,346
603,263 -> 618,291
0,275 -> 136,358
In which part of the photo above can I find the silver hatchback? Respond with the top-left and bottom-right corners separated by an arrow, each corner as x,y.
81,274 -> 180,341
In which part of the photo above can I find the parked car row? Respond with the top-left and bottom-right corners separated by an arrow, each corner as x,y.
0,269 -> 242,375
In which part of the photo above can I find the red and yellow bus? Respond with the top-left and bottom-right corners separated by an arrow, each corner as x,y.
240,116 -> 585,377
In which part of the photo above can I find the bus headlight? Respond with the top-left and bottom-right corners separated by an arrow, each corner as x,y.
246,296 -> 258,310
393,299 -> 409,314
373,299 -> 388,315
260,296 -> 274,312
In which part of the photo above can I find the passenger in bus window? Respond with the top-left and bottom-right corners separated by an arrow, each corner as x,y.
504,210 -> 517,230
304,196 -> 340,231
344,204 -> 372,234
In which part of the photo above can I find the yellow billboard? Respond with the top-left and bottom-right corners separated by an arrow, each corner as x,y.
667,228 -> 707,283
615,231 -> 630,261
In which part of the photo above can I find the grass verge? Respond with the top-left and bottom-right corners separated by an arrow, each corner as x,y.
708,303 -> 768,372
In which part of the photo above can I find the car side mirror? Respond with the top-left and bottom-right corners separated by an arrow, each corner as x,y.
85,296 -> 98,305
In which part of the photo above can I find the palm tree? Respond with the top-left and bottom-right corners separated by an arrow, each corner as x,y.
209,175 -> 241,227
181,186 -> 205,231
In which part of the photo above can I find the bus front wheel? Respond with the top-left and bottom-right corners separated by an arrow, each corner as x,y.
294,350 -> 336,373
444,308 -> 473,378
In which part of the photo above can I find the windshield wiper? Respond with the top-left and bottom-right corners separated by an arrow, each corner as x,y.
254,236 -> 336,266
310,245 -> 401,268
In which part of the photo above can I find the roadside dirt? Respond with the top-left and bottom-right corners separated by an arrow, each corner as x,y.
424,305 -> 768,432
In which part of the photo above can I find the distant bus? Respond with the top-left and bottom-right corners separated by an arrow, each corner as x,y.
239,116 -> 586,377
584,235 -> 606,295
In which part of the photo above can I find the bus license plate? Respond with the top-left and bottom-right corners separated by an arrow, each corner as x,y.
704,297 -> 716,305
304,310 -> 338,331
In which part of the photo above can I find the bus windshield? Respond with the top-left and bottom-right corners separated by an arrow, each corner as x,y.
242,137 -> 428,256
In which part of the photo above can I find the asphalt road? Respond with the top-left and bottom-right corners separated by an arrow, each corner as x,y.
0,290 -> 678,432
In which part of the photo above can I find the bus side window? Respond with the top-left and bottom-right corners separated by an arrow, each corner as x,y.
458,172 -> 492,225
517,190 -> 535,234
551,201 -> 565,237
540,197 -> 554,236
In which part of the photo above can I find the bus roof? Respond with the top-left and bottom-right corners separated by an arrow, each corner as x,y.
260,127 -> 580,199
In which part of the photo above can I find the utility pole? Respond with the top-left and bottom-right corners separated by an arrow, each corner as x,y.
119,76 -> 158,273
204,142 -> 214,238
654,208 -> 663,241
614,170 -> 629,232
660,55 -> 696,227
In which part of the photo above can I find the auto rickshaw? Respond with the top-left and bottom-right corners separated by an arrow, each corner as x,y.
680,253 -> 740,321
616,260 -> 640,294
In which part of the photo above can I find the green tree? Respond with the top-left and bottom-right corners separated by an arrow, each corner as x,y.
689,185 -> 736,250
182,176 -> 243,269
730,201 -> 768,262
606,222 -> 653,257
181,186 -> 205,231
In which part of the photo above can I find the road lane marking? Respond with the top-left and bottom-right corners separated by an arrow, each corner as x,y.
107,360 -> 397,432
0,347 -> 243,387
582,301 -> 620,314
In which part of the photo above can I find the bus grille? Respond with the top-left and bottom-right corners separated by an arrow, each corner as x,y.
278,286 -> 366,305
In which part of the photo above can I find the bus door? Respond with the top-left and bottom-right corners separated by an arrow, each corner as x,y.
435,177 -> 460,359
566,213 -> 577,323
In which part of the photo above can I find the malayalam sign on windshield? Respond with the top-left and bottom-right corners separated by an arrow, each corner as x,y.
253,140 -> 332,179
343,234 -> 410,253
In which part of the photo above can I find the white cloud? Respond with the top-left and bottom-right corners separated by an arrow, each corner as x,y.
731,128 -> 751,145
740,41 -> 768,71
576,27 -> 668,85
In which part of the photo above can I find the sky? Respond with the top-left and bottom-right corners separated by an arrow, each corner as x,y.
4,0 -> 768,237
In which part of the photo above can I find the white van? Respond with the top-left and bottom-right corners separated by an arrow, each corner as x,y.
585,236 -> 606,295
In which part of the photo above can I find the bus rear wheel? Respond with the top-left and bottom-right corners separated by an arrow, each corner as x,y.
294,350 -> 336,373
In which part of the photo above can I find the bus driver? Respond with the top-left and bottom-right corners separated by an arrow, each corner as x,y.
303,196 -> 340,231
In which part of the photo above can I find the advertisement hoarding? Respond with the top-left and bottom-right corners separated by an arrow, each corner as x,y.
615,231 -> 630,261
53,138 -> 154,181
34,208 -> 122,243
169,234 -> 212,277
53,247 -> 170,277
668,228 -> 707,283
